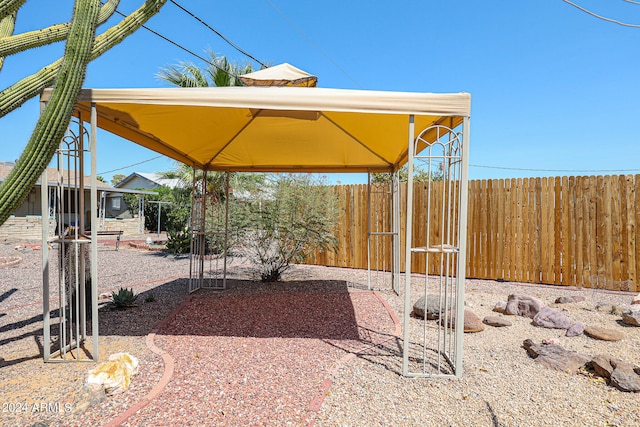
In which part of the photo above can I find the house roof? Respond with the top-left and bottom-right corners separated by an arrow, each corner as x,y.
0,161 -> 156,195
115,172 -> 182,189
44,86 -> 471,173
0,161 -> 115,191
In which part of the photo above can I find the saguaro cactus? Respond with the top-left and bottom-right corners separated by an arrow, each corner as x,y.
0,0 -> 167,226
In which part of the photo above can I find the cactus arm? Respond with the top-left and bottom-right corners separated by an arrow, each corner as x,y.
0,0 -> 166,118
0,0 -> 167,226
89,0 -> 166,59
0,10 -> 16,71
0,0 -> 25,20
0,0 -> 100,226
0,0 -> 119,58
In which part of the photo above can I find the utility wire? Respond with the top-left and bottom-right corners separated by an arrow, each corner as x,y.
98,155 -> 165,175
470,164 -> 640,173
112,9 -> 228,70
562,0 -> 640,28
169,0 -> 267,68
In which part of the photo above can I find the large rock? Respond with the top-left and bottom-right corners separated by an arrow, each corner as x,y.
87,352 -> 139,396
590,354 -> 640,392
505,294 -> 545,318
440,309 -> 485,333
532,306 -> 573,329
584,326 -> 624,342
412,295 -> 450,320
522,339 -> 589,373
483,316 -> 512,327
621,309 -> 640,327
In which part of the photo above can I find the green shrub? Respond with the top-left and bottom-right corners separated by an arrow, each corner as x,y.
165,228 -> 191,254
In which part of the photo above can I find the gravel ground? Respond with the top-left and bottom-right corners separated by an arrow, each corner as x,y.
1,240 -> 639,427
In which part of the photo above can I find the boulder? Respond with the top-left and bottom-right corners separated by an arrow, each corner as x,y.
505,294 -> 545,318
483,316 -> 512,327
440,309 -> 485,333
566,322 -> 584,337
532,307 -> 573,329
621,309 -> 640,327
412,295 -> 450,320
555,295 -> 586,304
632,294 -> 640,305
87,352 -> 139,396
584,326 -> 624,342
590,355 -> 640,392
522,339 -> 589,373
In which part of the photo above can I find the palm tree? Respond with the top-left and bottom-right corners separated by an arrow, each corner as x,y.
156,48 -> 254,87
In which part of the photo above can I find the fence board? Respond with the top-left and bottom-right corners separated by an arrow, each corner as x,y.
305,174 -> 639,292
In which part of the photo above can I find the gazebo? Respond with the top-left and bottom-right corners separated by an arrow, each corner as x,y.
39,85 -> 471,377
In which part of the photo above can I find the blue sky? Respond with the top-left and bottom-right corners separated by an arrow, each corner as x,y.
1,0 -> 639,185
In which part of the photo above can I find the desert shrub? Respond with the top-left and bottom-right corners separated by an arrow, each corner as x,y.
241,174 -> 339,282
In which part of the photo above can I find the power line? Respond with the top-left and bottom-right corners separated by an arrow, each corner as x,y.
112,9 -> 229,72
169,0 -> 267,68
470,164 -> 640,173
98,155 -> 165,175
562,0 -> 640,28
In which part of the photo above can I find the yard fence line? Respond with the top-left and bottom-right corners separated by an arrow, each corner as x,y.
305,175 -> 639,292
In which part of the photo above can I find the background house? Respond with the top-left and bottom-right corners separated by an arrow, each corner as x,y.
0,162 -> 156,241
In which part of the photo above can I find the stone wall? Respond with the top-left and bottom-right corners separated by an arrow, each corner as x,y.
101,217 -> 145,235
0,216 -> 56,242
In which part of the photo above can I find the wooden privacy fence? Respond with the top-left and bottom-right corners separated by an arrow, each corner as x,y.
306,175 -> 639,292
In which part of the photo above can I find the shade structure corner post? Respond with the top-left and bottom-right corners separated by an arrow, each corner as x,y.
454,115 -> 471,377
392,168 -> 401,295
402,115 -> 416,377
90,102 -> 99,360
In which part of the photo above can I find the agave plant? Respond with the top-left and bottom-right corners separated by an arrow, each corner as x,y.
111,287 -> 138,309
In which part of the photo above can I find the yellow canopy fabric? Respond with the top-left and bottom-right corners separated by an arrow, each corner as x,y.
43,86 -> 471,173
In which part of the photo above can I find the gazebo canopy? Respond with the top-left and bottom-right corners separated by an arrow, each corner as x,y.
42,86 -> 470,173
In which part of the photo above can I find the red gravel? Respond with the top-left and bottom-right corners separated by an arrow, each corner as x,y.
122,286 -> 396,427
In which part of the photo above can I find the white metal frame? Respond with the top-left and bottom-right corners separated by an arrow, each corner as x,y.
366,171 -> 400,294
188,170 -> 230,293
402,116 -> 470,378
41,105 -> 99,362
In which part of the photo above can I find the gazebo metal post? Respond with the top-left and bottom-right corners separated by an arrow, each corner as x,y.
454,116 -> 471,374
392,169 -> 400,295
402,115 -> 416,376
90,103 -> 99,360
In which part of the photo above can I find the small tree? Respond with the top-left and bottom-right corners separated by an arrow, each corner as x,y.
110,173 -> 127,186
242,174 -> 339,282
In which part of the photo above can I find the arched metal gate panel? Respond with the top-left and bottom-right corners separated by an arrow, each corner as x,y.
402,117 -> 470,378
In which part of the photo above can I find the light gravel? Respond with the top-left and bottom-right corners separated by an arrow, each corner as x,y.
1,240 -> 639,427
